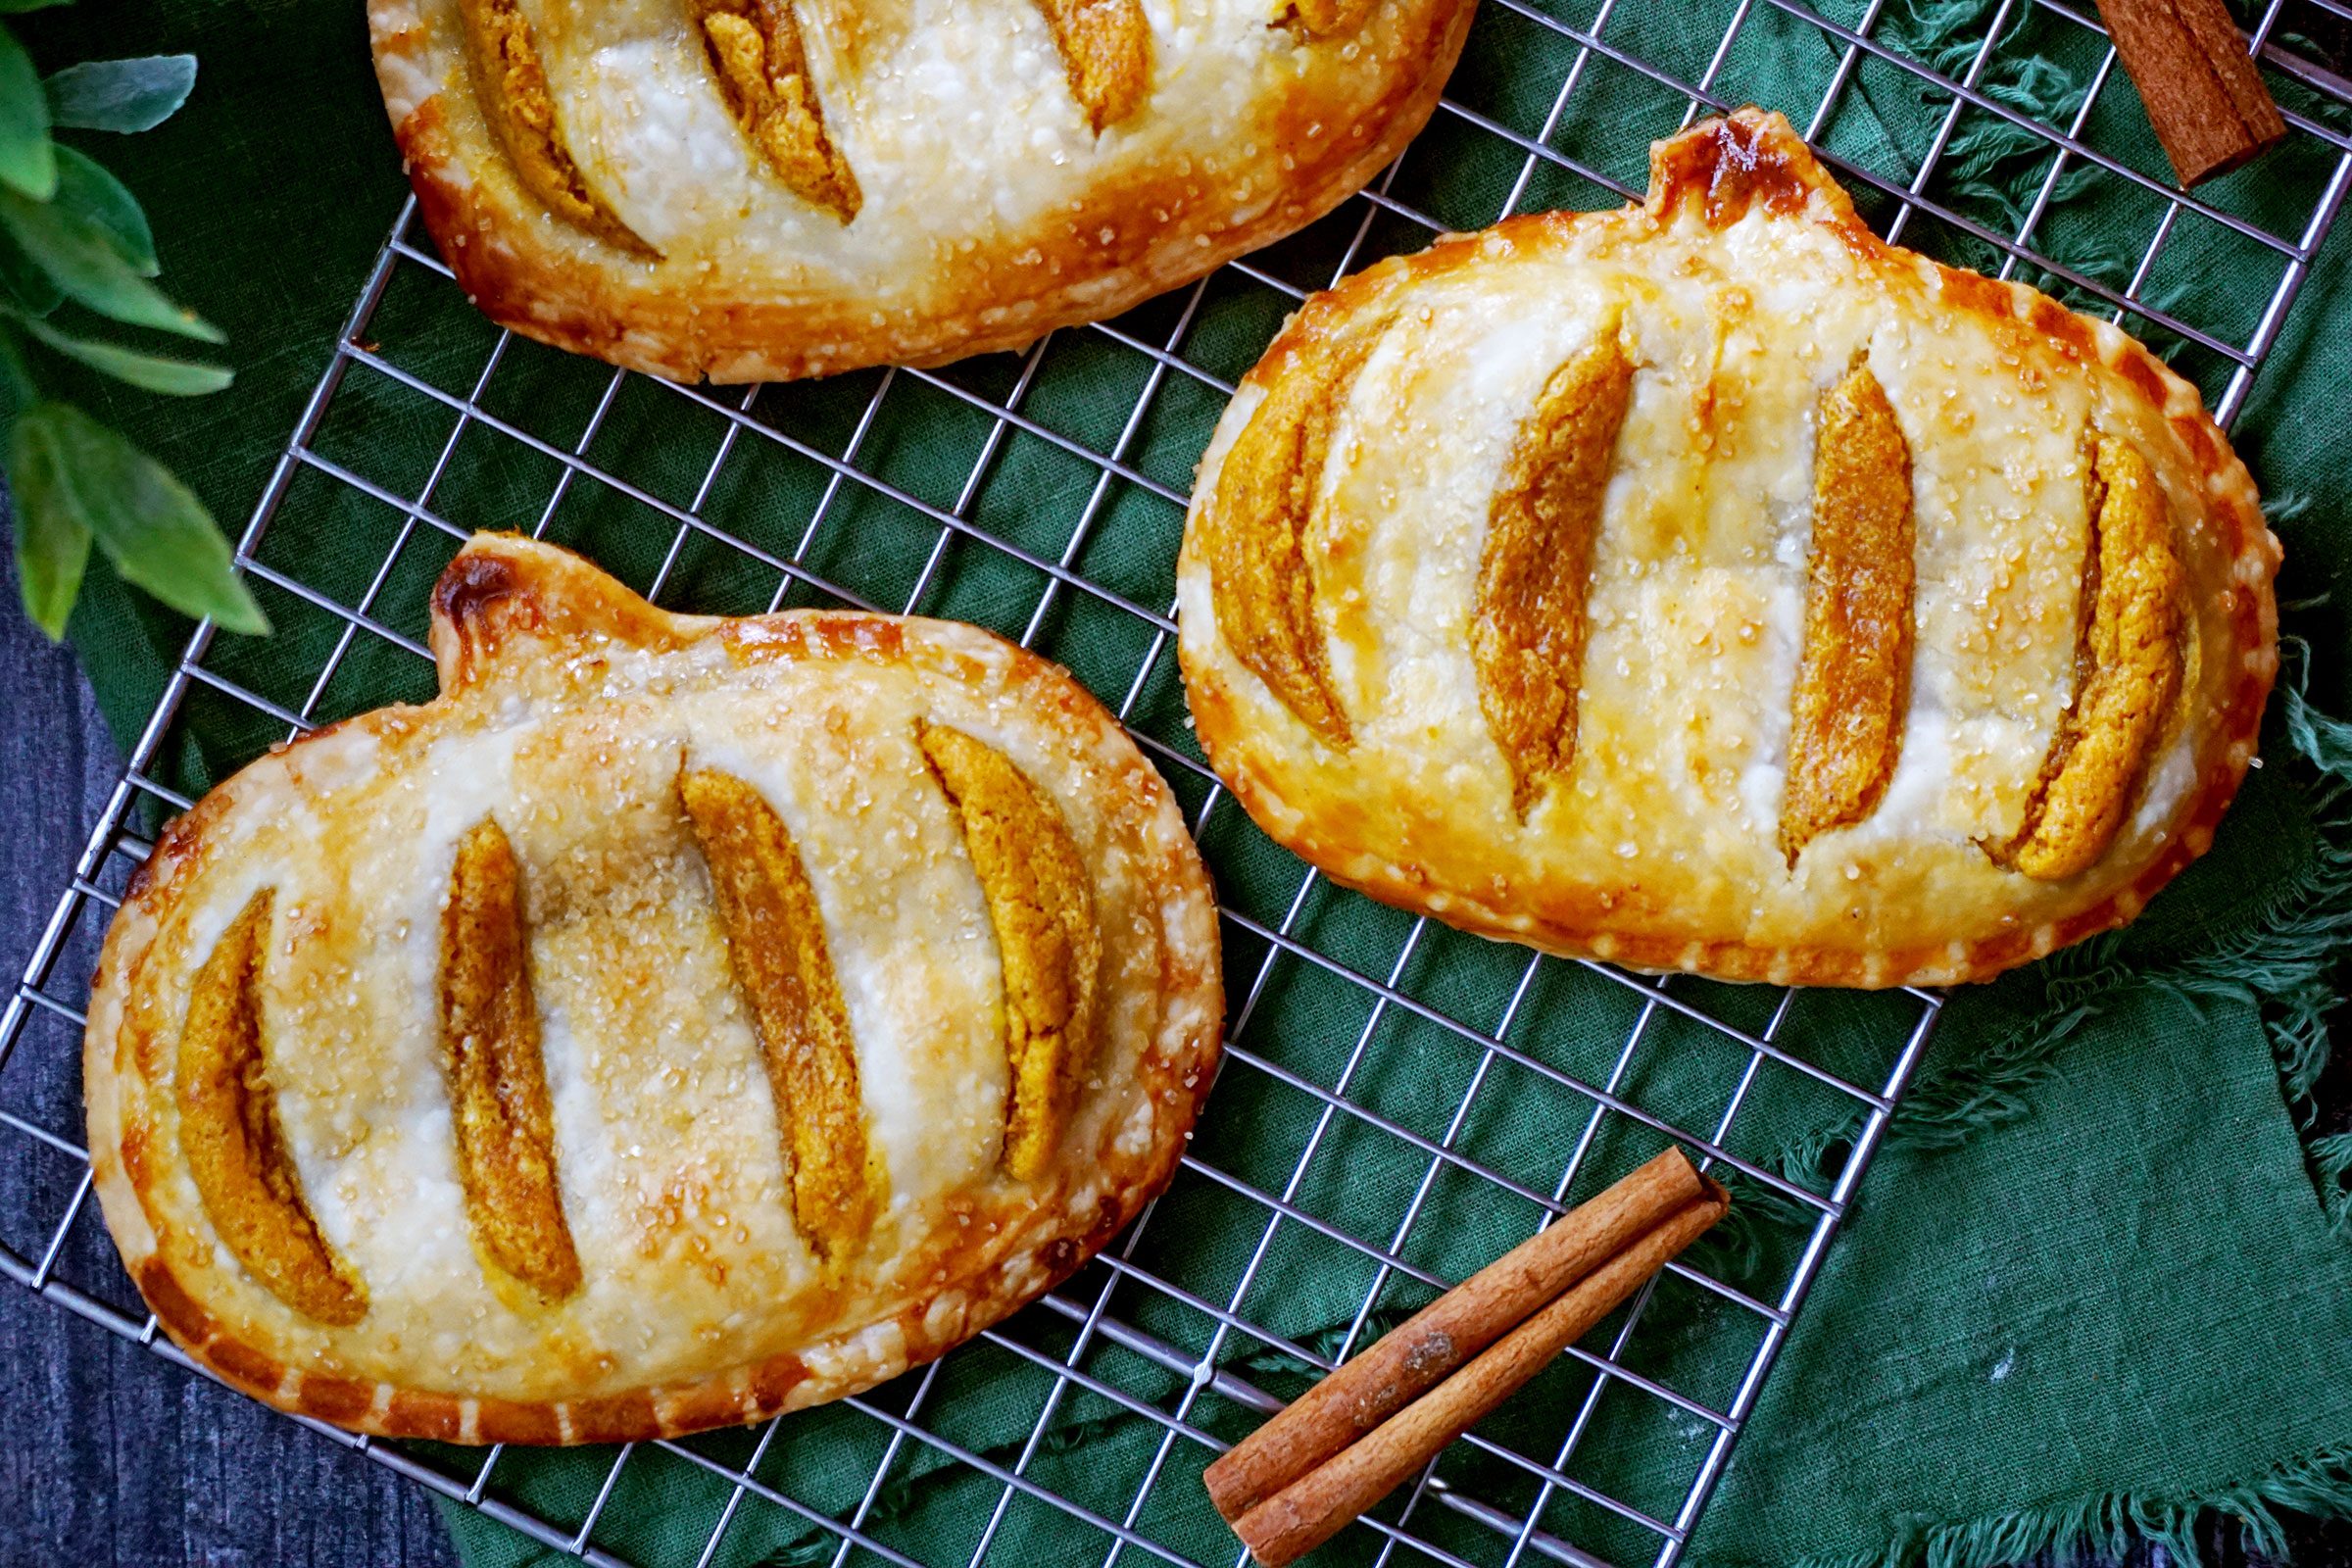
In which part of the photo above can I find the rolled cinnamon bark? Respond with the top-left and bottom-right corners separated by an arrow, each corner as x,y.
1232,1184 -> 1731,1568
1203,1146 -> 1709,1523
2094,0 -> 2283,184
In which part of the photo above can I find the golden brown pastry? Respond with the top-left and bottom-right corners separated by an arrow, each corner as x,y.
84,534 -> 1222,1443
1177,110 -> 2278,989
365,0 -> 1477,380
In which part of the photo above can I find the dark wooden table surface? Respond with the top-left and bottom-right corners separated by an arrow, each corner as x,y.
2,561 -> 2347,1568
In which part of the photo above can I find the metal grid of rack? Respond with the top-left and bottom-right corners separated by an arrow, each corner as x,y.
6,0 -> 2350,1563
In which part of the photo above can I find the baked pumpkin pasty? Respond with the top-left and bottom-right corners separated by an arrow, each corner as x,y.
365,0 -> 1476,380
84,534 -> 1222,1443
1177,110 -> 2278,989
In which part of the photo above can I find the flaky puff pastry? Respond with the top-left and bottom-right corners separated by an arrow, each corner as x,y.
1178,111 -> 2278,989
85,535 -> 1221,1443
365,0 -> 1475,381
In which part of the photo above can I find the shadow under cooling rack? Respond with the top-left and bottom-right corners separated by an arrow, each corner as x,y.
7,0 -> 2351,1565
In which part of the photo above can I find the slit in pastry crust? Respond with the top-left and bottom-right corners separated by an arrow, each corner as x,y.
1994,435 -> 2187,880
177,889 -> 368,1326
458,0 -> 659,257
440,818 -> 583,1302
1201,316 -> 1394,749
1473,329 -> 1634,820
680,769 -> 877,1262
692,0 -> 862,222
1029,0 -> 1152,132
1781,359 -> 1916,864
1275,0 -> 1379,35
916,722 -> 1101,1182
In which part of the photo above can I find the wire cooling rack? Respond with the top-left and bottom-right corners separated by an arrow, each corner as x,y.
7,0 -> 2352,1564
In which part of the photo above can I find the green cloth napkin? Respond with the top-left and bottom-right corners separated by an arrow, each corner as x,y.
16,0 -> 2352,1566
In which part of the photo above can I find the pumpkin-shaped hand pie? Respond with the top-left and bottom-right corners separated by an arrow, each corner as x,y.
84,535 -> 1221,1443
365,0 -> 1475,380
1177,110 -> 2278,989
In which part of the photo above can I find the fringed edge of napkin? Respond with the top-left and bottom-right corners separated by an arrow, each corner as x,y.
1784,1442 -> 2352,1568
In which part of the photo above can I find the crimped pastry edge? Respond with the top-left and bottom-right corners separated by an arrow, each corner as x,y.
365,0 -> 1477,383
1177,109 -> 2280,990
84,535 -> 1225,1443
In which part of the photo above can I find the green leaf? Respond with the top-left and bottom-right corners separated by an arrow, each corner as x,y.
5,323 -> 72,637
0,185 -> 220,340
9,401 -> 267,633
0,216 -> 57,315
13,457 -> 87,638
51,144 -> 154,274
22,317 -> 230,394
44,56 -> 197,132
0,0 -> 76,12
0,25 -> 56,201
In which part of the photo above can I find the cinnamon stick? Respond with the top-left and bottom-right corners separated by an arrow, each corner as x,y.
1203,1147 -> 1708,1524
1232,1184 -> 1730,1568
2095,0 -> 2284,185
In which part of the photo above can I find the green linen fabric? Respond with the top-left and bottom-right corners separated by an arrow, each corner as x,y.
15,0 -> 2352,1566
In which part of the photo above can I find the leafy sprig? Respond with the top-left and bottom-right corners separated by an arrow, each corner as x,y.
0,9 -> 261,641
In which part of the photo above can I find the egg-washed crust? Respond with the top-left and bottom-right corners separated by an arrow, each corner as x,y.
1178,109 -> 2278,989
366,0 -> 1475,382
84,534 -> 1222,1444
